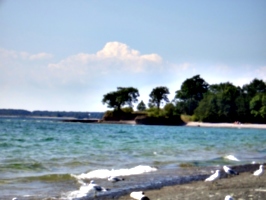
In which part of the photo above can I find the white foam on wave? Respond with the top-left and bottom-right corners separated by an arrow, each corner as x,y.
65,165 -> 157,199
224,155 -> 240,161
63,188 -> 90,199
63,181 -> 109,199
64,184 -> 95,199
71,165 -> 157,180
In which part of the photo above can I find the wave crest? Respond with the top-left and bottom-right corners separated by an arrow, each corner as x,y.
71,165 -> 157,180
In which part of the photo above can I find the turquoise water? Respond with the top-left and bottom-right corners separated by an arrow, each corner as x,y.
0,117 -> 265,199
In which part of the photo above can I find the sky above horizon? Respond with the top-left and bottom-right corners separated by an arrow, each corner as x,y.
1,0 -> 266,112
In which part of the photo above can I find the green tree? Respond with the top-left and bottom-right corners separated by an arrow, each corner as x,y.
117,87 -> 140,108
195,82 -> 241,122
137,100 -> 146,111
250,93 -> 266,122
241,79 -> 266,122
102,87 -> 139,111
149,86 -> 170,109
235,92 -> 250,122
242,79 -> 266,98
214,82 -> 239,122
194,92 -> 219,122
175,75 -> 209,115
163,103 -> 176,117
102,92 -> 119,110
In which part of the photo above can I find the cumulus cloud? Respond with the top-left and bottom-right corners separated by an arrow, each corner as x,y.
96,42 -> 161,64
0,43 -> 167,90
1,43 -> 264,111
96,42 -> 139,58
48,41 -> 162,74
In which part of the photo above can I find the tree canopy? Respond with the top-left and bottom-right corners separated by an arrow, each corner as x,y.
102,87 -> 139,111
102,76 -> 266,123
250,93 -> 266,122
137,100 -> 146,111
175,75 -> 209,115
194,79 -> 266,123
194,82 -> 240,122
149,86 -> 170,109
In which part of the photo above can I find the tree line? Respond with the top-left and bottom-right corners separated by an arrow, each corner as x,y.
102,75 -> 266,123
0,109 -> 104,119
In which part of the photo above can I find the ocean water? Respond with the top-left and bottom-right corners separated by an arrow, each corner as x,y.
0,117 -> 265,200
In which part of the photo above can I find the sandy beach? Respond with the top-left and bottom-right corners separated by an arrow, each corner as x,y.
100,120 -> 266,129
185,122 -> 266,129
117,164 -> 266,200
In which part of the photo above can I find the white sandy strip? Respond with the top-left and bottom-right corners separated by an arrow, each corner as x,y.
186,122 -> 266,129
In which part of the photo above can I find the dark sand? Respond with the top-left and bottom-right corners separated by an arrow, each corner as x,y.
117,164 -> 265,200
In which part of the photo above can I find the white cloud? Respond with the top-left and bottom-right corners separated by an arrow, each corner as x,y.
29,52 -> 53,60
96,42 -> 139,58
0,48 -> 53,85
1,42 -> 264,112
48,41 -> 162,75
96,42 -> 162,66
0,48 -> 18,59
0,48 -> 53,60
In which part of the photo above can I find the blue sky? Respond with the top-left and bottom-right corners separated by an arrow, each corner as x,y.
1,0 -> 266,112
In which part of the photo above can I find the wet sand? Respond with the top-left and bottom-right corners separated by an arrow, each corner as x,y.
117,164 -> 266,200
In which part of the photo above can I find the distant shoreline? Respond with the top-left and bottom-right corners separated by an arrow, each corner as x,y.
185,122 -> 266,129
99,120 -> 266,129
1,116 -> 266,129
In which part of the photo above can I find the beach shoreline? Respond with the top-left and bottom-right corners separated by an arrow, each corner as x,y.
71,163 -> 265,200
99,120 -> 266,129
97,119 -> 266,129
185,122 -> 266,129
1,114 -> 266,129
116,163 -> 266,200
7,115 -> 265,129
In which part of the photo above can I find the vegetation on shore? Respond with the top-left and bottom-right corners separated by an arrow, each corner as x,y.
2,74 -> 265,125
102,75 -> 266,124
0,109 -> 104,119
102,86 -> 183,125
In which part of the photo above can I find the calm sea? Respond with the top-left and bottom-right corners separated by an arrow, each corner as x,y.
0,117 -> 265,200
